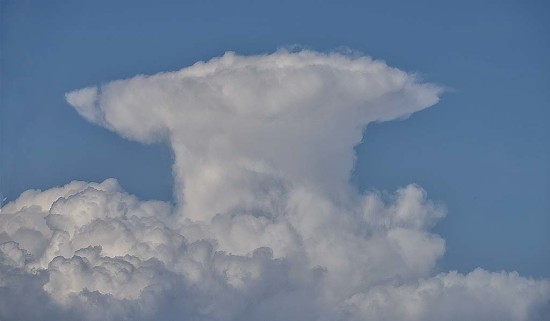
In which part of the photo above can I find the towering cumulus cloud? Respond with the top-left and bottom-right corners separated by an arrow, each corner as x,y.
1,50 -> 549,320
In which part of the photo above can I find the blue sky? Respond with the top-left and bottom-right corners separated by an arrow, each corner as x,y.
1,0 -> 548,287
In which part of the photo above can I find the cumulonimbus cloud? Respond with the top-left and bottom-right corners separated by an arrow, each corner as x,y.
1,50 -> 549,321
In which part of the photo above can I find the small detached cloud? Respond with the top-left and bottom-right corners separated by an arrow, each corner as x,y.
1,50 -> 548,321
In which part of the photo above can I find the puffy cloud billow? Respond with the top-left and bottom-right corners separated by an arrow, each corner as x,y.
1,50 -> 549,320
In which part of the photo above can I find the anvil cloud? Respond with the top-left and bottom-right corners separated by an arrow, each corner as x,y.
1,50 -> 548,320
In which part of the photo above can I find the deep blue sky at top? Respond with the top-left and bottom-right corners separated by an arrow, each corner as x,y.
1,0 -> 548,277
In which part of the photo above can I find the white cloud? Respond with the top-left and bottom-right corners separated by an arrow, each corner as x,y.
1,50 -> 548,320
343,269 -> 550,321
64,50 -> 442,222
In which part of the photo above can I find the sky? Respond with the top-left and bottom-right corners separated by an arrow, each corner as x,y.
1,1 -> 549,320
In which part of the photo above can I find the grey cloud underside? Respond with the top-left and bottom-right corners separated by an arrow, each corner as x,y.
1,50 -> 549,320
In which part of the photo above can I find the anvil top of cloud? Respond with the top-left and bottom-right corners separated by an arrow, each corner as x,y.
1,50 -> 549,321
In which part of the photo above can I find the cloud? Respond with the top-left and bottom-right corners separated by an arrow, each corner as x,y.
1,50 -> 549,320
65,50 -> 443,219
